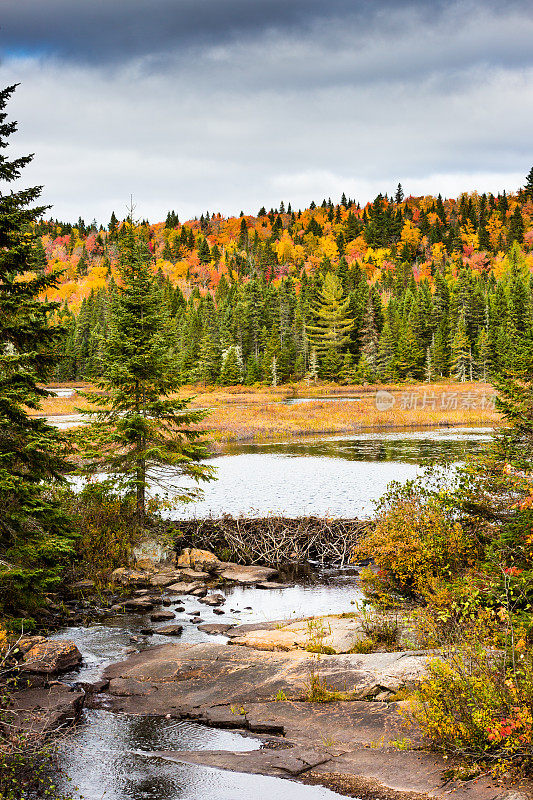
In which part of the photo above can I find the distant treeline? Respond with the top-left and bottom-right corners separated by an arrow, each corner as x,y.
36,172 -> 533,384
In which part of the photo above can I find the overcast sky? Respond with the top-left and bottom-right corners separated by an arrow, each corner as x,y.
2,0 -> 532,224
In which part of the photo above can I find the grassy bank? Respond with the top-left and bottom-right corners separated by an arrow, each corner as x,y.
34,381 -> 499,444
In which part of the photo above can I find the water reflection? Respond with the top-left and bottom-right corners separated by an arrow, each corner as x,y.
59,711 -> 344,800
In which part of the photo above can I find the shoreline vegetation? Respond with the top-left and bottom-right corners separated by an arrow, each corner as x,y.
32,380 -> 499,448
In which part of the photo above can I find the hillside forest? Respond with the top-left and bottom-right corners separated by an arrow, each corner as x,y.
36,176 -> 533,385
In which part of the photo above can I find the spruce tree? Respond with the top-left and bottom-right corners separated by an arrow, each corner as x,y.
306,272 -> 353,357
0,85 -> 74,618
80,220 -> 214,521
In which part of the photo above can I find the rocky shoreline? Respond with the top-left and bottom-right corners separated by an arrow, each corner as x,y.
6,548 -> 533,800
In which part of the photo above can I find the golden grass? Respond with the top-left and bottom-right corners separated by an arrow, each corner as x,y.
203,382 -> 499,447
31,380 -> 500,445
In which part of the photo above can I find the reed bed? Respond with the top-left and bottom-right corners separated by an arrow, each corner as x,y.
173,514 -> 369,566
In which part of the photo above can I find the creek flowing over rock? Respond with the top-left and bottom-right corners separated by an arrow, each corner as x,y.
31,426 -> 525,800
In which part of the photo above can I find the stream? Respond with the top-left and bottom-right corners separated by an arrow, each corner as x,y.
52,426 -> 492,800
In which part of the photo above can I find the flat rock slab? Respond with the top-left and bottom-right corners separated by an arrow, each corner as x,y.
198,623 -> 235,635
165,581 -> 202,594
149,571 -> 184,588
220,565 -> 279,584
103,642 -> 428,712
149,746 -> 330,777
229,615 -> 366,654
5,684 -> 85,735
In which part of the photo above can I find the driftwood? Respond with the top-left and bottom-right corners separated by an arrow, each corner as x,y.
172,515 -> 369,567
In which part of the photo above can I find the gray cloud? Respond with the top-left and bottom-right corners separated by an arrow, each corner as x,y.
2,1 -> 532,222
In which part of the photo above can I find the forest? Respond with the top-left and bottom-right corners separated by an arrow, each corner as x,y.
35,175 -> 533,386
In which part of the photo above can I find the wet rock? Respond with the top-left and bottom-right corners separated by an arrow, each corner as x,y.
198,593 -> 226,606
213,609 -> 225,615
157,624 -> 184,636
22,640 -> 82,675
140,628 -> 154,635
256,582 -> 291,590
166,581 -> 202,594
205,707 -> 247,728
150,610 -> 175,621
197,623 -> 234,635
161,599 -> 172,606
220,565 -> 279,584
190,587 -> 208,597
174,605 -> 185,612
124,598 -> 154,612
191,617 -> 204,624
76,678 -> 109,694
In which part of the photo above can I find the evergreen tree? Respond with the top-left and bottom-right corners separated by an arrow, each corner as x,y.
0,85 -> 74,618
220,345 -> 243,385
80,220 -> 214,521
306,272 -> 354,357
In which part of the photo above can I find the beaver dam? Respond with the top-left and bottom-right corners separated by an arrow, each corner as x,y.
171,515 -> 370,566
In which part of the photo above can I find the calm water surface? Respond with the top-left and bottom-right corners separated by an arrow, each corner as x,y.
168,427 -> 492,520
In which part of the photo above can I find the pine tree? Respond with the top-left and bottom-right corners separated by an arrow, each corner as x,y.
80,220 -> 214,521
306,272 -> 353,357
0,85 -> 74,617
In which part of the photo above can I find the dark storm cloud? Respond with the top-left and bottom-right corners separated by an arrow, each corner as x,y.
1,0 -> 521,65
2,0 -> 532,221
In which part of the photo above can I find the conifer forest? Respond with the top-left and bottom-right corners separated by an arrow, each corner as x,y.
39,177 -> 533,386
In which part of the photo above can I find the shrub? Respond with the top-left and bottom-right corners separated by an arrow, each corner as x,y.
355,476 -> 478,600
62,480 -> 143,578
413,642 -> 533,775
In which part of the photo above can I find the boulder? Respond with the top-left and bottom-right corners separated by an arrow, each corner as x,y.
133,538 -> 176,570
124,597 -> 154,612
198,593 -> 226,607
178,547 -> 221,573
156,624 -> 184,636
220,564 -> 279,585
22,640 -> 82,674
111,568 -> 150,588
